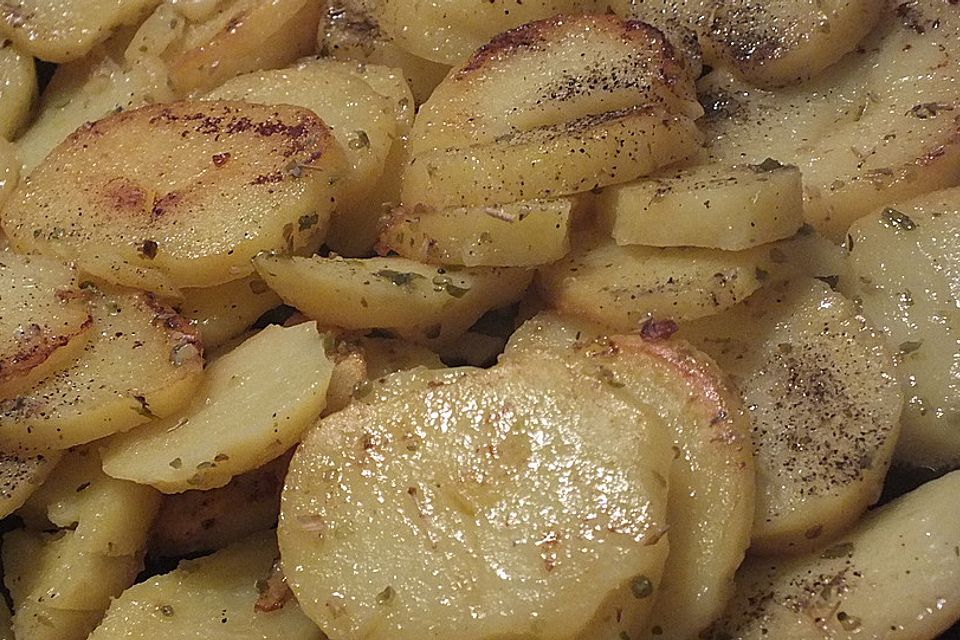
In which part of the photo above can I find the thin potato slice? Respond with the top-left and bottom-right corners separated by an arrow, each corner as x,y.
0,41 -> 35,139
0,253 -> 93,397
178,276 -> 281,350
4,101 -> 348,290
101,322 -> 333,493
280,354 -> 673,640
379,199 -> 573,266
597,161 -> 804,250
0,452 -> 61,518
707,471 -> 960,640
681,279 -> 902,553
402,106 -> 702,209
839,188 -> 960,469
537,234 -> 773,330
89,531 -> 324,640
254,254 -> 533,345
0,288 -> 203,453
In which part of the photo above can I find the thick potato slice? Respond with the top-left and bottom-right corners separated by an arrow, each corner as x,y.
0,41 -> 35,139
597,161 -> 804,250
839,188 -> 960,469
178,276 -> 281,350
0,452 -> 61,518
0,0 -> 157,62
379,198 -> 573,267
89,531 -> 324,640
537,234 -> 775,330
0,253 -> 93,397
280,353 -> 673,640
102,322 -> 332,493
505,313 -> 755,640
4,101 -> 348,290
681,279 -> 902,553
707,470 -> 960,640
0,288 -> 203,453
403,106 -> 702,209
699,0 -> 960,237
409,15 -> 702,155
254,254 -> 533,345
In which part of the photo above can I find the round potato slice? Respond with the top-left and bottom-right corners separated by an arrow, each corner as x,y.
0,253 -> 93,397
2,100 -> 349,291
0,287 -> 203,453
178,276 -> 281,350
280,353 -> 674,640
0,451 -> 62,519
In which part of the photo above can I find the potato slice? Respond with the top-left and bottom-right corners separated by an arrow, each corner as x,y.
409,15 -> 702,154
379,198 -> 573,266
254,254 -> 533,345
0,0 -> 157,62
280,353 -> 673,640
707,470 -> 960,639
597,161 -> 804,250
403,106 -> 702,209
101,322 -> 332,493
4,603 -> 99,640
357,337 -> 443,379
178,276 -> 281,350
839,188 -> 960,469
89,531 -> 324,639
699,0 -> 960,237
0,600 -> 10,640
680,279 -> 902,553
0,41 -> 35,139
0,288 -> 203,453
0,452 -> 61,518
537,234 -> 775,330
505,313 -> 755,640
4,101 -> 348,290
0,138 -> 19,209
0,253 -> 93,397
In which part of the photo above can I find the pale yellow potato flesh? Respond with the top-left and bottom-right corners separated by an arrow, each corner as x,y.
0,451 -> 61,519
0,253 -> 93,397
0,41 -> 35,139
0,138 -> 19,208
699,0 -> 960,237
0,288 -> 203,453
89,531 -> 324,640
101,322 -> 333,493
0,0 -> 158,62
178,276 -> 281,350
839,187 -> 960,469
707,470 -> 960,640
379,198 -> 573,267
356,336 -> 444,380
280,354 -> 673,640
681,279 -> 902,553
596,162 -> 804,250
3,101 -> 348,290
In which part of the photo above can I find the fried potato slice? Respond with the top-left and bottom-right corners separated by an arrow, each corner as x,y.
681,279 -> 902,553
0,138 -> 19,208
0,253 -> 93,397
379,198 -> 573,267
280,353 -> 673,640
597,161 -> 804,250
3,101 -> 348,290
0,452 -> 61,519
89,531 -> 324,639
0,288 -> 203,453
357,337 -> 443,379
0,41 -> 35,139
178,276 -> 281,350
101,322 -> 332,493
839,187 -> 960,469
706,470 -> 960,640
699,0 -> 960,237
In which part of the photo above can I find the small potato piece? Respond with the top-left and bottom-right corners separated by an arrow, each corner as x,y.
839,189 -> 960,469
403,107 -> 702,209
179,276 -> 281,350
0,452 -> 61,518
707,470 -> 960,640
0,253 -> 93,397
4,101 -> 347,291
681,279 -> 902,553
597,162 -> 804,250
0,42 -> 35,139
0,288 -> 203,453
537,234 -> 772,331
379,199 -> 573,266
101,322 -> 333,493
357,337 -> 443,379
254,254 -> 533,345
0,0 -> 158,62
280,354 -> 673,640
89,531 -> 324,640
